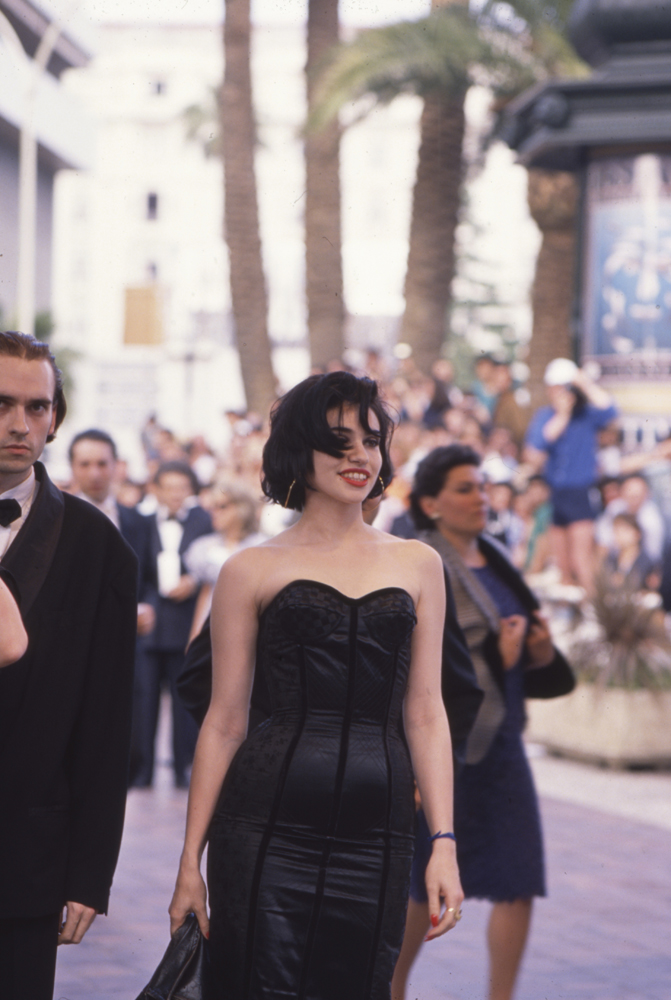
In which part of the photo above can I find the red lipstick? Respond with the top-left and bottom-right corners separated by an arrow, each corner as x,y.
339,469 -> 370,487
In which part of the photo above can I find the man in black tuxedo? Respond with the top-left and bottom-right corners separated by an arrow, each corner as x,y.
0,332 -> 138,1000
68,428 -> 155,625
141,461 -> 212,787
68,428 -> 156,786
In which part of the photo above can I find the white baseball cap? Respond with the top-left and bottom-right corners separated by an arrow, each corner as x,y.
544,358 -> 578,386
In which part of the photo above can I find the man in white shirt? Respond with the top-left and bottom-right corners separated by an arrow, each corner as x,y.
68,428 -> 155,634
68,429 -> 157,787
142,461 -> 212,787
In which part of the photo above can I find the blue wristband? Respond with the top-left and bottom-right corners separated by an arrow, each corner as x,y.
429,831 -> 456,843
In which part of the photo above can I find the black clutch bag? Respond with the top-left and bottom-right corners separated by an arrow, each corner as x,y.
134,914 -> 209,1000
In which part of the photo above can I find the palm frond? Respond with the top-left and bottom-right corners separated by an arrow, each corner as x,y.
308,9 -> 490,132
308,2 -> 587,134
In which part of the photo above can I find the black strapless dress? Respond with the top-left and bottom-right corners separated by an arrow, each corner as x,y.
206,580 -> 417,1000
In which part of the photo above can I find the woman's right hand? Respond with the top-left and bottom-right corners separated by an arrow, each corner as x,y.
169,861 -> 209,939
498,614 -> 527,669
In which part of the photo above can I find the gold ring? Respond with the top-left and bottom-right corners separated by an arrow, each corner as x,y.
455,911 -> 462,922
446,907 -> 455,913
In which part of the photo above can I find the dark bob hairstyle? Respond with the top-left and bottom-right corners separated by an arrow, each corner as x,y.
261,371 -> 394,511
409,444 -> 481,531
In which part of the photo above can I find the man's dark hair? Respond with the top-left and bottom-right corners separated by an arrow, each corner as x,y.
0,331 -> 66,442
261,371 -> 394,512
69,428 -> 118,463
409,444 -> 481,531
154,460 -> 199,496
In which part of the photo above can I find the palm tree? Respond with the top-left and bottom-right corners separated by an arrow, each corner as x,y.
526,168 -> 580,410
403,0 -> 467,377
308,0 -> 582,375
305,0 -> 345,369
221,0 -> 276,415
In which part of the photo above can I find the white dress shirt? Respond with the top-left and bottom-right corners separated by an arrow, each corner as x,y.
156,505 -> 188,596
0,468 -> 38,559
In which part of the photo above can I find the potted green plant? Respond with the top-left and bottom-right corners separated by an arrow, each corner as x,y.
526,573 -> 671,768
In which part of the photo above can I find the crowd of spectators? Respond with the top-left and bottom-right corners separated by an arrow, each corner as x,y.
60,348 -> 671,633
52,349 -> 671,788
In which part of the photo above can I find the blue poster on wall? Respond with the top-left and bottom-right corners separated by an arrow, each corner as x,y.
583,154 -> 671,367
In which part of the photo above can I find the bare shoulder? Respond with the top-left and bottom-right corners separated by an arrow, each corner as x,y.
216,537 -> 298,611
218,542 -> 279,585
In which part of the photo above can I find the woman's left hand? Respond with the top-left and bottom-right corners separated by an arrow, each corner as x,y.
424,840 -> 464,940
525,611 -> 554,668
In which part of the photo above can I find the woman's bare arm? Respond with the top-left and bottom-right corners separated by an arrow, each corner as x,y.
0,576 -> 27,667
402,545 -> 463,939
169,551 -> 261,936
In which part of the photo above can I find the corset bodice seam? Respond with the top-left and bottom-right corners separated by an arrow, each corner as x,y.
259,579 -> 416,625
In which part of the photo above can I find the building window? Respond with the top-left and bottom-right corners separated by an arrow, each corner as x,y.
147,193 -> 158,220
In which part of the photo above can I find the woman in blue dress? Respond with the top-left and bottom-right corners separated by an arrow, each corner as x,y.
168,373 -> 464,1000
392,444 -> 572,1000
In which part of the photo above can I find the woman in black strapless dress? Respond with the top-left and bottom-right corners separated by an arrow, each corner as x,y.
168,372 -> 463,1000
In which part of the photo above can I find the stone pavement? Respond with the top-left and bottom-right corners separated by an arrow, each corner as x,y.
54,741 -> 671,1000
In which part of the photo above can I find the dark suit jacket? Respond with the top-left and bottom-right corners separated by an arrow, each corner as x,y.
0,463 -> 138,919
145,505 -> 212,652
118,503 -> 154,603
387,515 -> 483,763
475,535 -> 574,701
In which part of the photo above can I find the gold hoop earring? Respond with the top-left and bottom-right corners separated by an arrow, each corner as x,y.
378,476 -> 385,492
283,480 -> 296,509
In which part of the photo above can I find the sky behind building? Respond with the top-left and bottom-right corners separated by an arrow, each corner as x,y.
63,0 -> 432,27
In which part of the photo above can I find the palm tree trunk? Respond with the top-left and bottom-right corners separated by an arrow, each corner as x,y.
527,168 -> 579,410
305,0 -> 344,369
400,91 -> 465,375
400,0 -> 467,375
221,0 -> 276,415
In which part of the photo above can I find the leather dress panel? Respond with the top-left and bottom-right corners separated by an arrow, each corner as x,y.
207,581 -> 417,1000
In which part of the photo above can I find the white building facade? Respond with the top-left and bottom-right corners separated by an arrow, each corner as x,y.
51,19 -> 423,469
51,15 -> 537,473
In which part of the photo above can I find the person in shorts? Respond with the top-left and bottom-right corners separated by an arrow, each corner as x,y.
524,359 -> 617,594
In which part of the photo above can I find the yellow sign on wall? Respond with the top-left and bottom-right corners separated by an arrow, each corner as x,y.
123,286 -> 163,345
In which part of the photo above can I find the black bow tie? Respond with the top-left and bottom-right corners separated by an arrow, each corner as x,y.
0,499 -> 22,527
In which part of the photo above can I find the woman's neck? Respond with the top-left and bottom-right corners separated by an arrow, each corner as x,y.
290,493 -> 368,547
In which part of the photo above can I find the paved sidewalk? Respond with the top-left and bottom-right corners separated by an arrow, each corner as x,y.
54,747 -> 671,1000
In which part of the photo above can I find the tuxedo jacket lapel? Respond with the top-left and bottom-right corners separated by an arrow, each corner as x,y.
2,462 -> 64,618
179,508 -> 207,555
